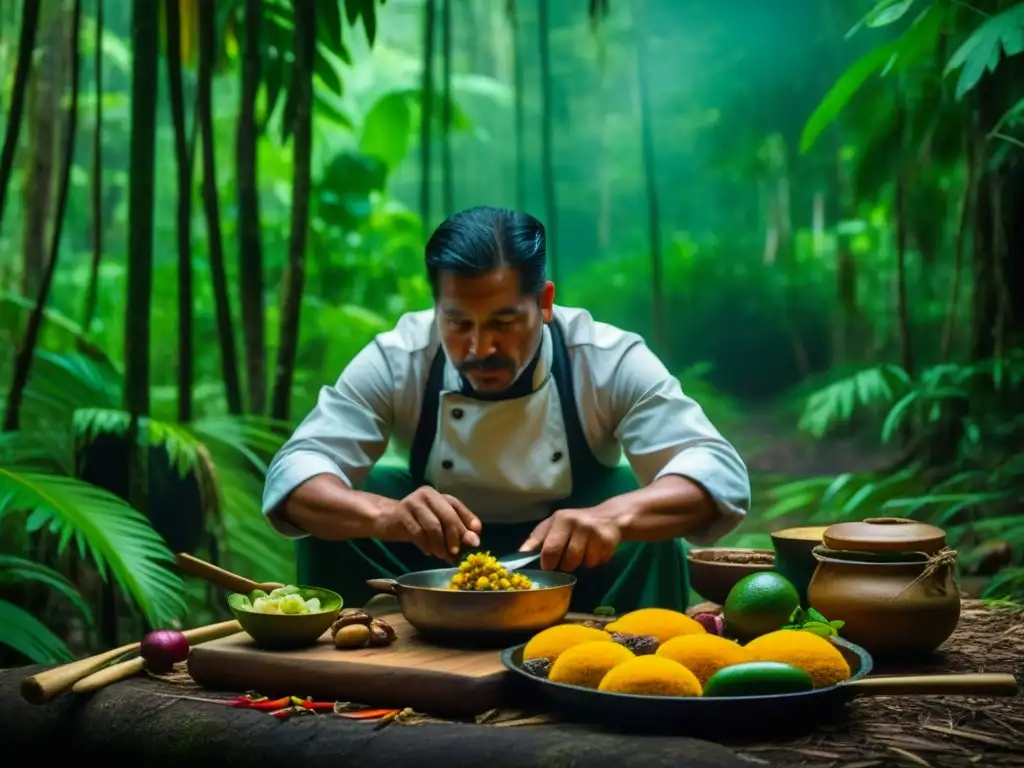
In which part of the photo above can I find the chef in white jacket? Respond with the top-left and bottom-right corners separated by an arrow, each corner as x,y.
262,206 -> 750,612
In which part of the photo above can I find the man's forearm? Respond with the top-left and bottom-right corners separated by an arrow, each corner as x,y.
278,474 -> 394,541
607,475 -> 718,542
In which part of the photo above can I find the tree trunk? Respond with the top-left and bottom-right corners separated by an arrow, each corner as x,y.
3,0 -> 81,433
82,0 -> 103,335
0,0 -> 40,232
419,0 -> 436,231
124,0 -> 159,515
237,0 -> 266,415
940,134 -> 974,363
632,0 -> 664,353
165,0 -> 196,422
270,0 -> 316,422
440,0 -> 453,217
20,4 -> 67,299
536,0 -> 558,282
894,98 -> 914,377
197,0 -> 243,415
507,1 -> 525,211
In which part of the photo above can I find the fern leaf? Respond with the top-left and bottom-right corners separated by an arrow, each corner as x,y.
0,469 -> 186,626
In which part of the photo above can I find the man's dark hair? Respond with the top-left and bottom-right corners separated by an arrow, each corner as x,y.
424,206 -> 548,297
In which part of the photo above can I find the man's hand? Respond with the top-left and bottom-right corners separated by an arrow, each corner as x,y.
519,501 -> 632,572
374,486 -> 482,562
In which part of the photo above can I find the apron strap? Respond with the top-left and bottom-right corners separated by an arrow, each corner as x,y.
547,319 -> 611,494
408,346 -> 447,487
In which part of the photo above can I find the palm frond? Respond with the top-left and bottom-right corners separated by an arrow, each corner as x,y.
0,598 -> 74,664
0,555 -> 94,625
73,408 -> 202,477
798,364 -> 911,438
0,469 -> 186,626
215,462 -> 294,584
23,349 -> 122,420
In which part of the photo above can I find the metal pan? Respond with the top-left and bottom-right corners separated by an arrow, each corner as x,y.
500,638 -> 1019,740
367,568 -> 576,644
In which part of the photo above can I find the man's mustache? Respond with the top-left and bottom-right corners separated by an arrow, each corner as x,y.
458,356 -> 516,373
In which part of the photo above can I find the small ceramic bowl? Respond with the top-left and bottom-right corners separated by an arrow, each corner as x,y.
227,586 -> 343,650
771,526 -> 829,606
687,548 -> 776,605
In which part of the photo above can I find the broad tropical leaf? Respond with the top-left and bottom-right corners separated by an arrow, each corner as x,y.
0,599 -> 74,664
0,469 -> 186,626
0,555 -> 94,626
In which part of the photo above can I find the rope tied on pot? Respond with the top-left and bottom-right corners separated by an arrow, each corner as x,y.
891,546 -> 959,600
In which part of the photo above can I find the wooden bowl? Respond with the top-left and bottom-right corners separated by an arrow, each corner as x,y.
227,586 -> 343,650
687,548 -> 776,605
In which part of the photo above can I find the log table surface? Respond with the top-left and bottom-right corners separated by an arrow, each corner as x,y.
0,599 -> 1021,767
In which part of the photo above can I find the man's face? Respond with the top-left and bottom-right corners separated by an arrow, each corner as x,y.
437,265 -> 555,394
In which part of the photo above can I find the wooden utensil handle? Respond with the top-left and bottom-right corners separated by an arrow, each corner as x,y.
849,673 -> 1019,697
366,578 -> 399,595
20,619 -> 242,705
175,552 -> 260,594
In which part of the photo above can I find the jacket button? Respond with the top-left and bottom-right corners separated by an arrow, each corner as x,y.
551,451 -> 563,463
442,459 -> 454,470
452,408 -> 464,419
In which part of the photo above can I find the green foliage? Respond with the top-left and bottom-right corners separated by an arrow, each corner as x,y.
945,4 -> 1024,101
0,599 -> 74,665
0,445 -> 187,627
763,351 -> 1024,601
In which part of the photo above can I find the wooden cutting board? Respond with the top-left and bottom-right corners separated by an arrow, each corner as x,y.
187,607 -> 562,717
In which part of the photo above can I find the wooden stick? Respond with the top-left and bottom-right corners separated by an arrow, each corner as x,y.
21,619 -> 241,705
72,656 -> 146,694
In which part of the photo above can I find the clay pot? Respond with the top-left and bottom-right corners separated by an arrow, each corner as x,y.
807,546 -> 961,658
771,526 -> 828,607
823,517 -> 946,555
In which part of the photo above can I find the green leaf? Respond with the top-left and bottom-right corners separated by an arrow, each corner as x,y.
315,90 -> 354,131
0,469 -> 187,627
849,0 -> 918,37
868,0 -> 917,27
317,0 -> 343,54
789,606 -> 807,624
801,41 -> 899,153
799,623 -> 838,639
358,91 -> 414,169
807,607 -> 828,623
0,598 -> 74,664
344,0 -> 378,46
945,6 -> 1024,101
0,556 -> 94,626
829,620 -> 845,631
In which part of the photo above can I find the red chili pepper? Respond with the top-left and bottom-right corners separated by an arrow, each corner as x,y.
337,708 -> 401,720
306,702 -> 336,711
245,696 -> 293,711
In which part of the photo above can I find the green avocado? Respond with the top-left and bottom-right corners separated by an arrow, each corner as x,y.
702,661 -> 815,698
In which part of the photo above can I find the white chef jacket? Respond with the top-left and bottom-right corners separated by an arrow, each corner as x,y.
262,305 -> 750,545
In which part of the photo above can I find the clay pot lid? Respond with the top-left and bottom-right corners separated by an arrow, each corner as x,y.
822,517 -> 947,554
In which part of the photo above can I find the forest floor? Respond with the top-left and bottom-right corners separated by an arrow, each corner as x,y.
732,405 -> 897,479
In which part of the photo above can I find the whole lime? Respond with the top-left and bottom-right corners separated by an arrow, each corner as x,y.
723,571 -> 800,642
